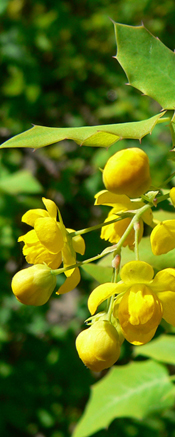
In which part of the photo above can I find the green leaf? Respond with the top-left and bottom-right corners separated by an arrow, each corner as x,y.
114,23 -> 175,109
73,360 -> 174,437
0,170 -> 43,194
169,113 -> 175,147
134,334 -> 175,365
81,263 -> 113,283
0,113 -> 165,149
99,236 -> 175,272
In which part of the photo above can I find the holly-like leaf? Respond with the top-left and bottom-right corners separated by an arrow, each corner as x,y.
114,23 -> 175,109
134,334 -> 175,365
0,113 -> 165,150
73,360 -> 174,437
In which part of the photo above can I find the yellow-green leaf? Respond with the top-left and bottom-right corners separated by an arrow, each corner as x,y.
1,113 -> 165,150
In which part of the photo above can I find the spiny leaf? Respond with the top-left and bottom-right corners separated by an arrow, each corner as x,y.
73,360 -> 174,437
0,113 -> 165,150
114,23 -> 175,109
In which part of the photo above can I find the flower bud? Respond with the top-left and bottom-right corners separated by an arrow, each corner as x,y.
76,320 -> 120,372
103,148 -> 151,198
11,264 -> 57,306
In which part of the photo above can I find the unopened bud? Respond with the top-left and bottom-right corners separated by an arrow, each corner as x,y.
12,264 -> 56,306
103,148 -> 151,198
76,320 -> 120,372
112,254 -> 121,269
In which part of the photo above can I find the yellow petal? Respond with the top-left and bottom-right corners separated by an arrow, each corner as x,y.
170,187 -> 175,207
56,267 -> 80,294
157,291 -> 175,326
35,217 -> 64,254
152,268 -> 175,293
72,235 -> 85,255
121,324 -> 158,345
94,190 -> 131,209
27,246 -> 62,269
120,261 -> 154,284
101,213 -> 143,247
21,209 -> 48,226
66,228 -> 85,255
42,197 -> 57,219
18,229 -> 39,244
101,214 -> 132,245
118,285 -> 162,345
88,283 -> 118,315
62,244 -> 76,277
151,220 -> 175,255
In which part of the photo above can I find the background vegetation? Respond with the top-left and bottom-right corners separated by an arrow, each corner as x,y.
0,1 -> 175,436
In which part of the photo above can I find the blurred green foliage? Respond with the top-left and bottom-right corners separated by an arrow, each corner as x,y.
0,0 -> 175,436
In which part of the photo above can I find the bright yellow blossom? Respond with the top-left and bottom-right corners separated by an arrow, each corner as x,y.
151,188 -> 175,255
151,220 -> 175,255
88,261 -> 175,345
102,148 -> 151,198
76,320 -> 121,371
95,190 -> 153,249
18,198 -> 85,294
170,187 -> 175,207
12,264 -> 57,306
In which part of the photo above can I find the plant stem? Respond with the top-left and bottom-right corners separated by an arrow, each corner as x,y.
69,215 -> 125,237
134,222 -> 140,260
52,203 -> 152,277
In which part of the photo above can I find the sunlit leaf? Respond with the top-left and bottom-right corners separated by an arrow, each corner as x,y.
81,263 -> 113,283
0,113 -> 165,149
73,360 -> 174,437
99,236 -> 175,272
114,23 -> 175,109
134,334 -> 175,365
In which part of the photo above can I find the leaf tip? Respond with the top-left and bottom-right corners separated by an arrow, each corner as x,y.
109,16 -> 115,25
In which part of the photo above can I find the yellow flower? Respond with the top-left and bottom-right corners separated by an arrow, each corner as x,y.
12,264 -> 57,306
18,198 -> 85,294
151,219 -> 175,255
95,190 -> 153,249
88,261 -> 175,345
170,187 -> 175,207
76,320 -> 121,371
102,148 -> 151,198
151,188 -> 175,255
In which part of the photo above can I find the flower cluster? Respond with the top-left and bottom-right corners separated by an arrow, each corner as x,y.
88,260 -> 175,345
95,190 -> 153,249
11,147 -> 175,373
12,197 -> 85,305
